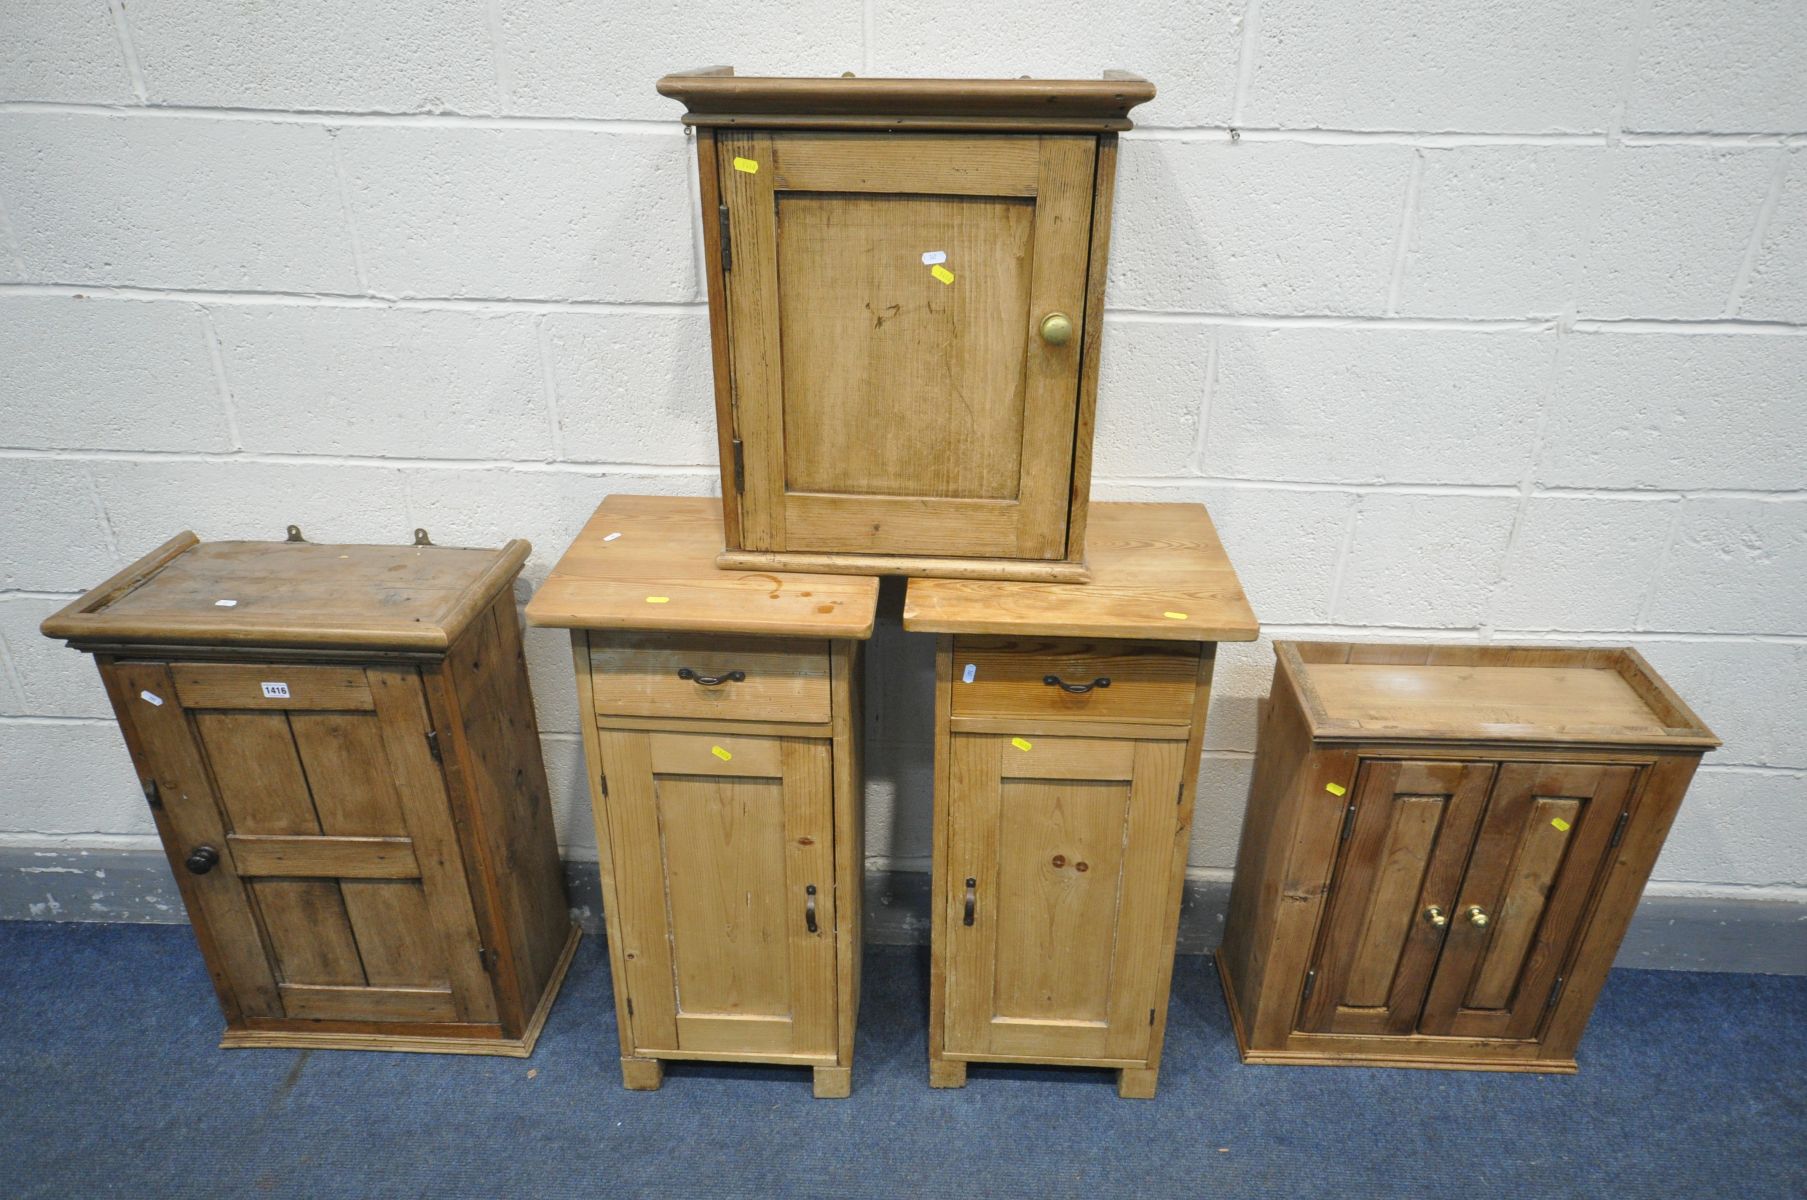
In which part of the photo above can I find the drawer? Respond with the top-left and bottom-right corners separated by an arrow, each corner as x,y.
589,633 -> 832,724
950,636 -> 1200,724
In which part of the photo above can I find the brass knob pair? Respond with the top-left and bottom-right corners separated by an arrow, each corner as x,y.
1423,905 -> 1489,928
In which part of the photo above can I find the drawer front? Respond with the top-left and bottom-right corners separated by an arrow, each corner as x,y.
950,637 -> 1200,724
589,633 -> 832,724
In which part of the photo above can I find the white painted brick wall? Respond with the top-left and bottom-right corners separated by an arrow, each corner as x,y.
1,3 -> 1802,904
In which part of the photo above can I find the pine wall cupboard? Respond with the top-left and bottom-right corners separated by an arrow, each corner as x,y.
658,68 -> 1155,583
1217,642 -> 1719,1072
41,530 -> 579,1055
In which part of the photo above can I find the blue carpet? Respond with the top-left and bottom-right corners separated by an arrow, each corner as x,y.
1,921 -> 1802,1199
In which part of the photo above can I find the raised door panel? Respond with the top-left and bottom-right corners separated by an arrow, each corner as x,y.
719,131 -> 1097,560
1296,760 -> 1495,1036
943,734 -> 1183,1063
1419,762 -> 1636,1040
110,661 -> 495,1027
597,729 -> 837,1059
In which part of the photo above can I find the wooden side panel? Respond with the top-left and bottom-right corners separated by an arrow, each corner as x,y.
717,128 -> 784,550
1297,760 -> 1494,1036
433,594 -> 570,1032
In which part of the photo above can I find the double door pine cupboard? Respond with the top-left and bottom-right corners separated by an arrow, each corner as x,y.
41,530 -> 579,1055
904,503 -> 1260,1097
1218,642 -> 1719,1072
526,496 -> 879,1097
657,69 -> 1155,583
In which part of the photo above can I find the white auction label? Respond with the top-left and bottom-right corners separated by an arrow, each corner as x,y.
260,681 -> 290,699
139,690 -> 164,707
961,663 -> 976,684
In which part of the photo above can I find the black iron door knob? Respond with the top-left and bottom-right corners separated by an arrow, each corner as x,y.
185,845 -> 220,875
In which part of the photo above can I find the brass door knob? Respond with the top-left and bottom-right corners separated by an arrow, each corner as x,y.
1423,904 -> 1448,928
1466,905 -> 1490,928
1039,312 -> 1074,345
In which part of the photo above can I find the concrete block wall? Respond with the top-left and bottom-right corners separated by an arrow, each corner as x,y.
2,2 -> 1803,921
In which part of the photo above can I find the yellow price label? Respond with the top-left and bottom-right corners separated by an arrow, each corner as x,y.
1551,817 -> 1571,832
712,746 -> 732,762
1325,781 -> 1347,797
732,157 -> 759,174
1011,737 -> 1033,752
930,264 -> 955,284
645,596 -> 670,604
1163,611 -> 1189,620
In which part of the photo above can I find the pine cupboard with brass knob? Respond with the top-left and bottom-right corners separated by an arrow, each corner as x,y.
904,503 -> 1260,1098
1217,642 -> 1720,1072
525,496 -> 879,1098
658,68 -> 1155,583
41,530 -> 580,1056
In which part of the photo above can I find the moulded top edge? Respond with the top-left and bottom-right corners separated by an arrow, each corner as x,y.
656,69 -> 1156,126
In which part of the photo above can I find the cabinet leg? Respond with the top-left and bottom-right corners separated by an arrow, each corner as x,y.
620,1056 -> 664,1091
1116,1066 -> 1158,1099
812,1065 -> 852,1099
928,1057 -> 968,1089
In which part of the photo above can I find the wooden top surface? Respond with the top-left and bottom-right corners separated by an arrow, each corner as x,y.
41,532 -> 529,653
657,67 -> 1155,130
525,495 -> 880,639
1279,641 -> 1719,749
901,503 -> 1260,642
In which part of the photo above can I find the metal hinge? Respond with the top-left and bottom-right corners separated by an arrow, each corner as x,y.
1546,975 -> 1566,1011
718,203 -> 732,271
476,946 -> 493,973
141,778 -> 162,810
425,729 -> 443,764
599,773 -> 609,799
1148,1008 -> 1156,1026
1608,809 -> 1630,848
1301,968 -> 1318,1003
731,438 -> 745,493
626,997 -> 635,1018
1176,781 -> 1185,806
1339,802 -> 1357,842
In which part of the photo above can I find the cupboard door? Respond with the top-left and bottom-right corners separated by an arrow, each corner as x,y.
943,735 -> 1183,1062
718,132 -> 1097,560
1296,760 -> 1495,1036
597,729 -> 837,1058
1419,762 -> 1636,1040
110,661 -> 495,1026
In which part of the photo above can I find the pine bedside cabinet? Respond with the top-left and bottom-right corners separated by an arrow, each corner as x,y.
903,503 -> 1259,1098
657,68 -> 1155,583
1217,642 -> 1719,1072
525,495 -> 879,1098
40,528 -> 579,1055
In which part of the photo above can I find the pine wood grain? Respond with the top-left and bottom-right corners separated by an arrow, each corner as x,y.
1218,640 -> 1717,1071
904,503 -> 1261,642
525,496 -> 878,639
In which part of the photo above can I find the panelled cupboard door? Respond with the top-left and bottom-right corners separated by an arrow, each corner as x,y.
943,734 -> 1184,1063
1419,761 -> 1636,1040
1298,758 -> 1637,1043
718,132 -> 1098,560
1297,760 -> 1496,1037
596,729 -> 838,1059
111,660 -> 495,1026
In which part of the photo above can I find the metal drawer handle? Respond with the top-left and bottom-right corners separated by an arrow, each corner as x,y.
677,667 -> 746,687
963,877 -> 977,926
805,884 -> 818,934
1043,674 -> 1111,694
